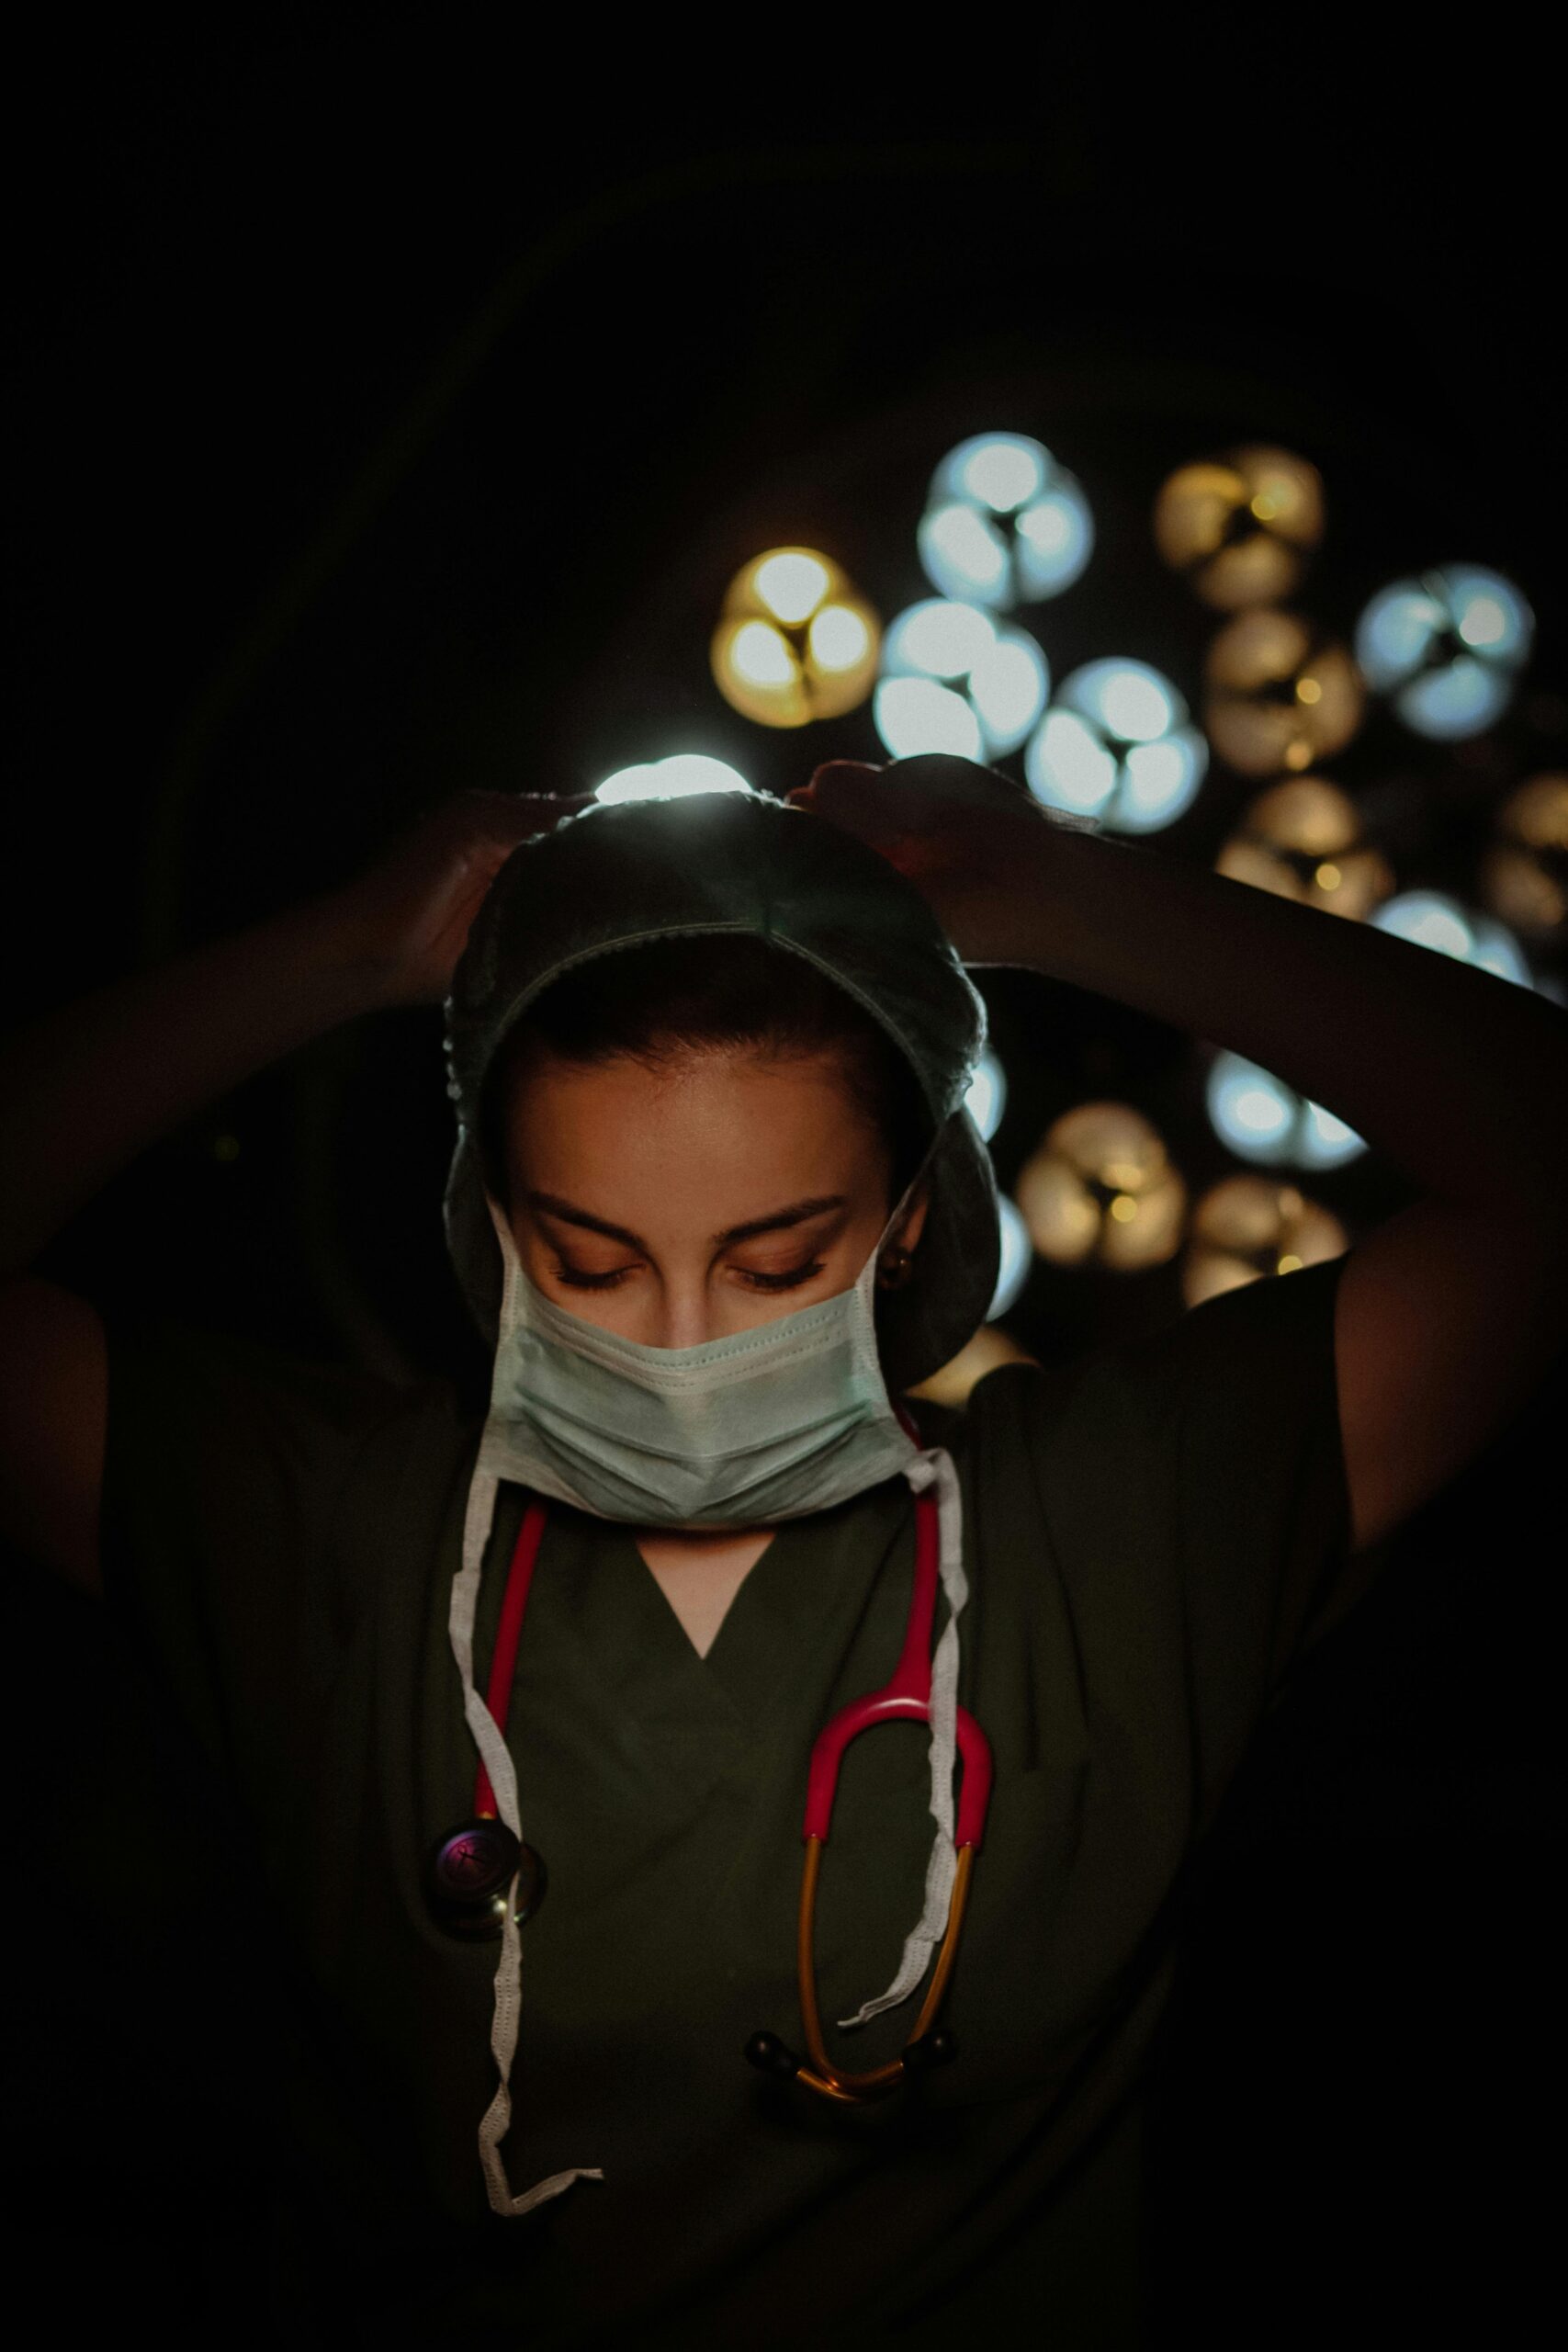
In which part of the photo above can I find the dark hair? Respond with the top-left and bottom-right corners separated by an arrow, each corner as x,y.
479,933 -> 932,1209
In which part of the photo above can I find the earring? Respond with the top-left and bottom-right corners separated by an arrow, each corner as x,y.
876,1244 -> 913,1291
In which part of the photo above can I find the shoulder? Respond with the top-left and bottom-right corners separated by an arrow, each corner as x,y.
931,1256 -> 1347,1487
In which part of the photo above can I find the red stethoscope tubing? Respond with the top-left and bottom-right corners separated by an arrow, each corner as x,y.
472,1484 -> 993,1853
474,1495 -> 548,1820
803,1477 -> 992,1849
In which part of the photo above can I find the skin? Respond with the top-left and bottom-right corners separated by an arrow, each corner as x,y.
497,1040 -> 930,1656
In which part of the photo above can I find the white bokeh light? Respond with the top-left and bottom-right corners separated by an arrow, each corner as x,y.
964,1050 -> 1007,1142
1354,564 -> 1534,741
1369,889 -> 1535,988
874,597 -> 1049,761
919,432 -> 1094,610
1206,1050 -> 1367,1170
594,753 -> 752,804
988,1193 -> 1032,1319
1024,660 -> 1207,832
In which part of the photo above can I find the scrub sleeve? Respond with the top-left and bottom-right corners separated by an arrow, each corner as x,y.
94,1253 -> 1365,2349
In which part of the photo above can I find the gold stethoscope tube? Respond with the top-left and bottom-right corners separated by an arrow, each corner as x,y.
791,1837 -> 978,2103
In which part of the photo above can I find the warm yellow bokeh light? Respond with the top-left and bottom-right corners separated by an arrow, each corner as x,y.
711,546 -> 881,728
908,1323 -> 1038,1409
1202,609 -> 1365,777
1153,446 -> 1325,613
807,603 -> 871,673
1478,773 -> 1568,943
730,620 -> 796,688
1180,1173 -> 1348,1308
753,551 -> 830,625
1015,1102 -> 1187,1272
1215,775 -> 1394,921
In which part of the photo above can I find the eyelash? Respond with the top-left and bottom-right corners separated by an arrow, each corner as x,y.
553,1260 -> 826,1294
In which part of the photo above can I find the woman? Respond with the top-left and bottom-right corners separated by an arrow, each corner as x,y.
2,754 -> 1565,2346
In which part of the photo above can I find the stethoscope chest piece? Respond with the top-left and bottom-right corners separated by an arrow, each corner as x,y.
426,1817 -> 548,1942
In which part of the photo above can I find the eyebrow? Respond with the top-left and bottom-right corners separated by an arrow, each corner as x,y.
525,1190 -> 848,1251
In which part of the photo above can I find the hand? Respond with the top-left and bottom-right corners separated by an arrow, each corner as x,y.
787,756 -> 1076,965
334,787 -> 598,1006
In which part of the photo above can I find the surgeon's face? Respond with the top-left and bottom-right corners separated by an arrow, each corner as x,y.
498,1045 -> 929,1349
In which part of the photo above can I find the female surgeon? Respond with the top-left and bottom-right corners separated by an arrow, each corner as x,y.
2,752 -> 1566,2348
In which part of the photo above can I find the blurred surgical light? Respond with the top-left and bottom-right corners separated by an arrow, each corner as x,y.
964,1050 -> 1007,1142
712,546 -> 881,727
1369,889 -> 1534,988
988,1193 -> 1033,1318
1202,609 -> 1366,776
908,1323 -> 1036,1408
1355,565 -> 1533,740
919,432 -> 1093,610
1479,774 -> 1568,946
753,550 -> 829,622
1154,446 -> 1325,611
1206,1050 -> 1366,1170
1181,1175 -> 1348,1309
594,753 -> 751,804
874,597 -> 1048,760
1013,1101 -> 1188,1270
1023,659 -> 1207,832
1215,776 -> 1394,921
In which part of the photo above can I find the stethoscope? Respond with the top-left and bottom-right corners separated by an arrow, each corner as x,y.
424,1466 -> 994,2106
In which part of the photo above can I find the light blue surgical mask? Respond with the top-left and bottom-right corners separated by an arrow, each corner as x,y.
474,1187 -> 920,1525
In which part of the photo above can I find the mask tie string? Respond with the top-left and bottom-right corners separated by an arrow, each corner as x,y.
449,1451 -> 605,2217
835,1442 -> 967,2030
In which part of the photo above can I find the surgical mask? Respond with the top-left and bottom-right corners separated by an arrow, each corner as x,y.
473,1187 -> 921,1524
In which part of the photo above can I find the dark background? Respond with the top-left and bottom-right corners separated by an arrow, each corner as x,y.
4,17 -> 1563,2338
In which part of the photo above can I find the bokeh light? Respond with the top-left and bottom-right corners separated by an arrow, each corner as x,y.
1202,609 -> 1365,776
1023,658 -> 1207,831
1180,1175 -> 1348,1309
1354,565 -> 1533,740
1206,1051 -> 1367,1170
908,1323 -> 1036,1409
1153,444 -> 1325,611
711,546 -> 880,727
873,598 -> 1049,761
988,1194 -> 1033,1318
1478,774 -> 1568,946
1368,889 -> 1535,988
1215,776 -> 1394,921
964,1048 -> 1007,1142
919,432 -> 1093,609
594,753 -> 752,803
1013,1102 -> 1188,1270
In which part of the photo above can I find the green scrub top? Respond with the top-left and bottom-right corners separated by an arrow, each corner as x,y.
99,1252 -> 1363,2348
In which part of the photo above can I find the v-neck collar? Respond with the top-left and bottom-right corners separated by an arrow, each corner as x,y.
550,1479 -> 918,1736
700,1479 -> 917,1719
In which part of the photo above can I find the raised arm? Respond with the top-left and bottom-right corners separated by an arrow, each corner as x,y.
793,757 -> 1568,1555
0,788 -> 588,1594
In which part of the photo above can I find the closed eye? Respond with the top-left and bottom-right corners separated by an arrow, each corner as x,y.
551,1258 -> 826,1293
740,1259 -> 825,1292
552,1262 -> 635,1291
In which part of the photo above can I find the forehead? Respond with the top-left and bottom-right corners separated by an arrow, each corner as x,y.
505,1046 -> 886,1195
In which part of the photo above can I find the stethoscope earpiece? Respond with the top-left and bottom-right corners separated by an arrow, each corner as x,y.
742,2030 -> 801,2078
902,2026 -> 958,2072
743,2022 -> 960,2096
425,1816 -> 547,1942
